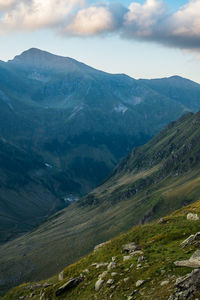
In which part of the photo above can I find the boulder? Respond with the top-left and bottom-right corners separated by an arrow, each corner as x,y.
174,250 -> 200,268
168,269 -> 200,300
122,243 -> 141,254
180,232 -> 200,248
55,277 -> 82,296
95,278 -> 104,291
187,213 -> 199,221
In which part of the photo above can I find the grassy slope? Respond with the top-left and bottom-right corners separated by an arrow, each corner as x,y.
1,112 -> 200,293
4,198 -> 200,300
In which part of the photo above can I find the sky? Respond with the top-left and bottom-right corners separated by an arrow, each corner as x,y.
0,0 -> 200,83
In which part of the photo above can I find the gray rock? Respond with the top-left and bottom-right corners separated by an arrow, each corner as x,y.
158,218 -> 168,224
123,255 -> 132,261
111,272 -> 118,276
136,280 -> 145,287
43,282 -> 52,288
124,277 -> 129,283
161,280 -> 169,286
107,279 -> 114,286
187,213 -> 199,221
96,262 -> 108,269
98,271 -> 108,279
55,277 -> 82,296
122,243 -> 141,254
174,250 -> 200,268
169,269 -> 200,299
112,256 -> 117,262
58,270 -> 64,281
180,232 -> 200,248
95,278 -> 104,291
107,262 -> 116,271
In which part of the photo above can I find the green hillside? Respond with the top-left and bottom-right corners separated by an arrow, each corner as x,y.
4,192 -> 200,299
1,111 -> 200,295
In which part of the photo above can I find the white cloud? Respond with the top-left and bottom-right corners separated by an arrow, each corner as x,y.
0,0 -> 200,52
65,5 -> 114,36
64,3 -> 126,36
124,0 -> 166,37
0,0 -> 85,31
0,0 -> 18,11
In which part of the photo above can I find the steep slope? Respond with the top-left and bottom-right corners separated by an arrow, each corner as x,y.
1,111 -> 200,293
4,199 -> 200,300
0,138 -> 72,244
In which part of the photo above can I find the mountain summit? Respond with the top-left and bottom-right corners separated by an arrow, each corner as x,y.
8,48 -> 97,74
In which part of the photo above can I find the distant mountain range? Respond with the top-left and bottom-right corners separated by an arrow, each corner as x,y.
2,111 -> 200,295
1,48 -> 200,244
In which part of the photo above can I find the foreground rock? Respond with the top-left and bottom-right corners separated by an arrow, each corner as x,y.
95,278 -> 104,291
187,213 -> 199,221
180,232 -> 200,248
169,269 -> 200,299
174,250 -> 200,268
55,277 -> 82,296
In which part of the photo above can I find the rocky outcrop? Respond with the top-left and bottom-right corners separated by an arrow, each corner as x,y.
180,232 -> 200,248
174,250 -> 200,268
55,277 -> 82,296
168,269 -> 200,300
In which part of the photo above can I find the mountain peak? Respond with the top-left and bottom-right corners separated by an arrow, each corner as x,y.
8,48 -> 98,75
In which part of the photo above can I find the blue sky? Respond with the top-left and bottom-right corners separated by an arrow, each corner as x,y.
0,0 -> 199,83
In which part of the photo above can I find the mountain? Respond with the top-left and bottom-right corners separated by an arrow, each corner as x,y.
2,48 -> 200,245
1,111 -> 200,294
4,198 -> 200,300
1,49 -> 200,194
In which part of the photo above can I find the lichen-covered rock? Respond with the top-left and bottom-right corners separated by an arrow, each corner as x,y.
187,213 -> 199,221
168,269 -> 200,299
55,277 -> 82,296
180,232 -> 200,248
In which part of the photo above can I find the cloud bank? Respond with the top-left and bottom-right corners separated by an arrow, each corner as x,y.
0,0 -> 200,52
